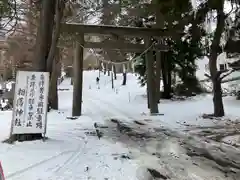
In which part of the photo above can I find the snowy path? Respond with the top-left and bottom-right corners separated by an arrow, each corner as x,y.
2,88 -> 139,180
1,71 -> 240,180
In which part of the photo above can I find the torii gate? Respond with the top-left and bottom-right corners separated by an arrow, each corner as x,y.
60,23 -> 172,116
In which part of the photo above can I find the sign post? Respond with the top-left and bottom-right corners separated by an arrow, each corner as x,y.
9,71 -> 50,140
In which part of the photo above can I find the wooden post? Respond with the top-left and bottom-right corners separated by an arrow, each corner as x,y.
98,60 -> 101,78
72,34 -> 84,117
103,63 -> 107,75
113,65 -> 117,80
122,64 -> 127,86
111,64 -> 114,89
145,38 -> 159,114
107,63 -> 110,76
155,51 -> 161,103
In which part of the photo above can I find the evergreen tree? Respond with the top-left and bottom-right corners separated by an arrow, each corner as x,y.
225,7 -> 240,57
133,0 -> 205,97
171,29 -> 205,95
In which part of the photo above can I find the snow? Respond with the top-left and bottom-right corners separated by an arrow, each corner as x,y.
196,55 -> 240,92
0,81 -> 14,91
0,70 -> 239,180
196,54 -> 240,81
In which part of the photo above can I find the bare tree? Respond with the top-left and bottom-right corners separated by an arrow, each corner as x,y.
193,0 -> 238,117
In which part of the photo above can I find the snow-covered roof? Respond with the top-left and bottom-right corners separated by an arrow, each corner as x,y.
218,52 -> 239,64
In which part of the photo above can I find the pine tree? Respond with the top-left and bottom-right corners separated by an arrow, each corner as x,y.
133,0 -> 205,97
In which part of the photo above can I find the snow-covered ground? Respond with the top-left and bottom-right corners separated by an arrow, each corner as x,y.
0,71 -> 240,180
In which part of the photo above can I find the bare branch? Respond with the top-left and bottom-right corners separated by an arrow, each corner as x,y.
204,73 -> 211,79
220,69 -> 236,80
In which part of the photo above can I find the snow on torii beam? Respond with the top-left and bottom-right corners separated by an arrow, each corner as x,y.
61,23 -> 172,37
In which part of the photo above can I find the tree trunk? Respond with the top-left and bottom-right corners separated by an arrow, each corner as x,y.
33,0 -> 56,71
147,86 -> 150,108
46,0 -> 65,74
213,77 -> 224,117
166,62 -> 172,96
70,66 -> 74,85
9,0 -> 56,142
48,63 -> 59,110
48,49 -> 60,110
209,0 -> 225,117
45,0 -> 64,113
161,54 -> 172,99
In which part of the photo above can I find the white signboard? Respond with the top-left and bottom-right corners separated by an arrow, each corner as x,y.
11,71 -> 50,135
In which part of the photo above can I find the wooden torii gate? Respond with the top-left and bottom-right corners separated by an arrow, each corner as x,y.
61,23 -> 171,116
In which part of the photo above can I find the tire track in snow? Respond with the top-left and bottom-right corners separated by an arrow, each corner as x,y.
83,95 -> 117,118
86,93 -> 134,120
5,150 -> 75,179
6,121 -> 88,179
6,92 -> 133,180
5,81 -> 82,179
41,98 -> 98,177
47,98 -> 115,174
43,97 -> 121,179
86,99 -> 118,117
6,135 -> 87,180
27,93 -> 137,179
35,99 -> 98,179
51,138 -> 87,174
19,98 -> 104,179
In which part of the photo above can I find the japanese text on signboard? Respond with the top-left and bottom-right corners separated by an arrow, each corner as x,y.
11,71 -> 49,135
